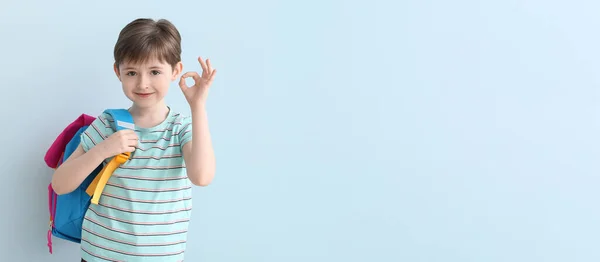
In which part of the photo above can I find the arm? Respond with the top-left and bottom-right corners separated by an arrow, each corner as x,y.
51,115 -> 138,195
51,144 -> 107,195
182,105 -> 216,186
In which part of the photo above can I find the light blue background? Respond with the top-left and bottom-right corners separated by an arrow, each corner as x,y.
0,0 -> 598,261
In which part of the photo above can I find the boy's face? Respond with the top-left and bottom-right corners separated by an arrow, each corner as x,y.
114,58 -> 182,109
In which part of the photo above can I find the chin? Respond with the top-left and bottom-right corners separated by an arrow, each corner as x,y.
133,101 -> 159,108
131,97 -> 166,108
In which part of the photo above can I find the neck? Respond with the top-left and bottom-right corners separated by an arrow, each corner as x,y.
128,101 -> 170,128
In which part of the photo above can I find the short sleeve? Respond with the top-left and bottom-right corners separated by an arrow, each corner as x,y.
80,113 -> 115,152
178,116 -> 193,147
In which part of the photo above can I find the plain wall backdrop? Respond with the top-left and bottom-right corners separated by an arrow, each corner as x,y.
1,0 -> 599,261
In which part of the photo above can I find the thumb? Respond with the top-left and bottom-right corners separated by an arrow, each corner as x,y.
178,75 -> 189,93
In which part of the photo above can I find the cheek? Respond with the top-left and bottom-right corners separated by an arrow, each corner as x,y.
120,80 -> 136,91
156,76 -> 172,89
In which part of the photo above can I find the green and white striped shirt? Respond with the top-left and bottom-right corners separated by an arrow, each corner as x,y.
79,108 -> 193,262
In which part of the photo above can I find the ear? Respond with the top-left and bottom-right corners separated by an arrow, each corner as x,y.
113,63 -> 121,81
171,61 -> 183,81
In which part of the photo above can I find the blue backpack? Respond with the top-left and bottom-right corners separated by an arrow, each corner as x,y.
45,109 -> 134,254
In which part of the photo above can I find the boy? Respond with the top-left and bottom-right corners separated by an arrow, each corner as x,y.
51,18 -> 216,261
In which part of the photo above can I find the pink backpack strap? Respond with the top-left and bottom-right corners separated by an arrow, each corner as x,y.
47,184 -> 57,254
44,114 -> 95,168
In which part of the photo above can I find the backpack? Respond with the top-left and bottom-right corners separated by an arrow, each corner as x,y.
45,109 -> 135,254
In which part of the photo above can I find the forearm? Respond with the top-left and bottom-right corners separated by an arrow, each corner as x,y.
187,105 -> 216,186
51,145 -> 107,195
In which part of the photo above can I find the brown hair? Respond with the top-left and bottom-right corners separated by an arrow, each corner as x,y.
113,18 -> 182,70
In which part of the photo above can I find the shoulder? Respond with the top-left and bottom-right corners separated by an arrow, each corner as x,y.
90,111 -> 114,128
166,111 -> 192,145
80,111 -> 115,151
167,111 -> 192,131
87,111 -> 114,132
171,112 -> 192,125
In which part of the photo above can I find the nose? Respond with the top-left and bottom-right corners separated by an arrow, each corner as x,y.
137,74 -> 150,89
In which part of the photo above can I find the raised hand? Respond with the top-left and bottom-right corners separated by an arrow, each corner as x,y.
179,56 -> 217,108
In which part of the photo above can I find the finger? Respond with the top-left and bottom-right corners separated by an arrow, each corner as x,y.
179,74 -> 188,90
120,129 -> 136,136
181,72 -> 201,81
118,130 -> 136,138
198,57 -> 208,75
123,135 -> 139,143
184,71 -> 202,87
127,134 -> 138,140
209,69 -> 217,83
127,139 -> 138,146
179,73 -> 197,90
206,59 -> 213,74
181,71 -> 198,78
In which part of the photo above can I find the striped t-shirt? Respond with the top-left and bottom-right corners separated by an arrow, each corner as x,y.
79,108 -> 194,262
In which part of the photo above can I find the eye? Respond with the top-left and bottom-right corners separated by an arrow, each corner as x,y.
126,71 -> 137,76
151,70 -> 161,75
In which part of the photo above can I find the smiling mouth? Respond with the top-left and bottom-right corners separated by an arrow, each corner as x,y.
135,93 -> 154,97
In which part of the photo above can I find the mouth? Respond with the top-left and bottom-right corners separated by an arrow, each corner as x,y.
135,92 -> 154,98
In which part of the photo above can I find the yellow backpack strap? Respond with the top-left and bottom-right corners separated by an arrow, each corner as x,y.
86,152 -> 130,204
85,165 -> 105,196
85,109 -> 135,205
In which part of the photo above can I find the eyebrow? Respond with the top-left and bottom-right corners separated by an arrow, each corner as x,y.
122,66 -> 164,70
